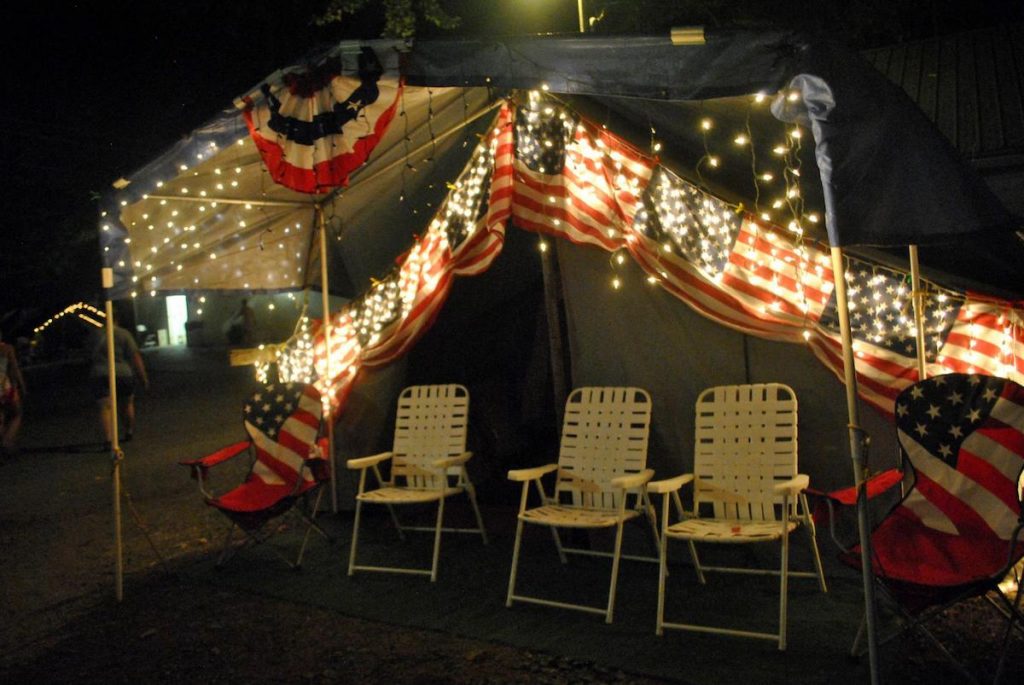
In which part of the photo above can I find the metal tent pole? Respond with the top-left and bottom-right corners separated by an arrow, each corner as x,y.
102,267 -> 124,602
909,245 -> 927,380
317,206 -> 337,512
830,247 -> 881,684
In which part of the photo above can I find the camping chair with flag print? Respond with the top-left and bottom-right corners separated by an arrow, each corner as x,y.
505,386 -> 659,624
816,373 -> 1024,682
649,383 -> 828,649
346,384 -> 487,582
180,382 -> 330,569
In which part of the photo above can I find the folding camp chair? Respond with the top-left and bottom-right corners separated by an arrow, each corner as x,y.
346,384 -> 487,582
816,373 -> 1024,682
649,383 -> 827,649
180,382 -> 330,568
506,386 -> 658,623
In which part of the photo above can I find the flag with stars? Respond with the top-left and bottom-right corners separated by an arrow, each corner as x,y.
242,47 -> 402,194
244,383 -> 323,487
511,97 -> 653,250
878,373 -> 1024,585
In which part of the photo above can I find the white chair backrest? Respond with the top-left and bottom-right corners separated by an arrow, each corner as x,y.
556,387 -> 653,509
392,384 -> 470,488
694,383 -> 798,522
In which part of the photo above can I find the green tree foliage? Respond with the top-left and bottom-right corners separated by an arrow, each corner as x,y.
317,0 -> 460,39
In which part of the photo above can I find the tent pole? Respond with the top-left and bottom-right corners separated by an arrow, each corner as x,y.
102,268 -> 124,602
317,206 -> 338,512
541,242 -> 569,426
909,245 -> 927,380
830,247 -> 881,684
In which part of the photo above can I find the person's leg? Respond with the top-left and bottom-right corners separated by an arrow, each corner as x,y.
98,397 -> 114,443
92,377 -> 113,444
2,403 -> 22,451
121,395 -> 136,440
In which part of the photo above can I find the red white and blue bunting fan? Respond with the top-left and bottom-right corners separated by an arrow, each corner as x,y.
242,47 -> 402,194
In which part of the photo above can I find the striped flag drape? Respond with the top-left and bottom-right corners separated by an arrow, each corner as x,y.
292,95 -> 1023,421
242,47 -> 402,194
307,105 -> 514,415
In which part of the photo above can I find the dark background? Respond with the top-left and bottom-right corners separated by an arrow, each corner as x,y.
2,0 -> 1022,335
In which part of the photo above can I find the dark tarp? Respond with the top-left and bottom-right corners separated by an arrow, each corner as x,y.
404,31 -> 1023,291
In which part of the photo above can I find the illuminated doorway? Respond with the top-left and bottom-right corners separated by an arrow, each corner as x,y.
166,295 -> 188,346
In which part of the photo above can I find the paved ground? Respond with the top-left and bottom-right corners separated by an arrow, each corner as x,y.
0,347 -> 678,684
0,347 -> 256,643
0,346 -> 1020,684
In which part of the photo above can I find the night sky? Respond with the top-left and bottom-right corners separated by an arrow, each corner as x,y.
0,0 -> 583,331
2,1 -> 1021,335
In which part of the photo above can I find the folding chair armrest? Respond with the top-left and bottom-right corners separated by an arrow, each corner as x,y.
179,440 -> 250,499
179,440 -> 250,470
433,451 -> 473,468
346,451 -> 393,470
648,473 -> 694,495
507,463 -> 558,482
610,468 -> 654,491
813,468 -> 904,507
773,474 -> 810,496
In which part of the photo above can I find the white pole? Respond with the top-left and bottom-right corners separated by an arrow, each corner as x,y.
102,267 -> 124,602
829,247 -> 881,684
909,245 -> 927,380
317,207 -> 337,512
577,0 -> 585,33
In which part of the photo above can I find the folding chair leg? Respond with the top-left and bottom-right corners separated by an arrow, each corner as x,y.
464,481 -> 489,545
657,529 -> 669,636
294,488 -> 326,568
994,581 -> 1024,684
348,499 -> 364,576
801,494 -> 828,592
779,522 -> 791,650
851,612 -> 866,656
217,524 -> 240,567
642,490 -> 660,553
506,517 -> 526,607
688,541 -> 706,584
429,495 -> 446,582
605,518 -> 627,624
387,503 -> 406,541
550,526 -> 568,564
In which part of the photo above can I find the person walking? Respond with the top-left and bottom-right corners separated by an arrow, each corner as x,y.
90,313 -> 149,447
0,329 -> 27,458
239,297 -> 256,346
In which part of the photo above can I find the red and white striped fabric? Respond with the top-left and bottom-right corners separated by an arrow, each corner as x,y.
311,106 -> 514,416
244,383 -> 324,488
296,96 -> 1024,423
512,113 -> 654,251
936,297 -> 1024,379
242,49 -> 402,194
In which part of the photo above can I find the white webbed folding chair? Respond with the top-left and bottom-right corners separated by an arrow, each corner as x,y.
506,386 -> 658,623
346,384 -> 487,582
650,383 -> 827,649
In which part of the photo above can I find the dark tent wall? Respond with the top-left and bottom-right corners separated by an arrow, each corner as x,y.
329,222 -> 899,511
332,226 -> 557,505
324,90 -> 499,297
558,236 -> 898,493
